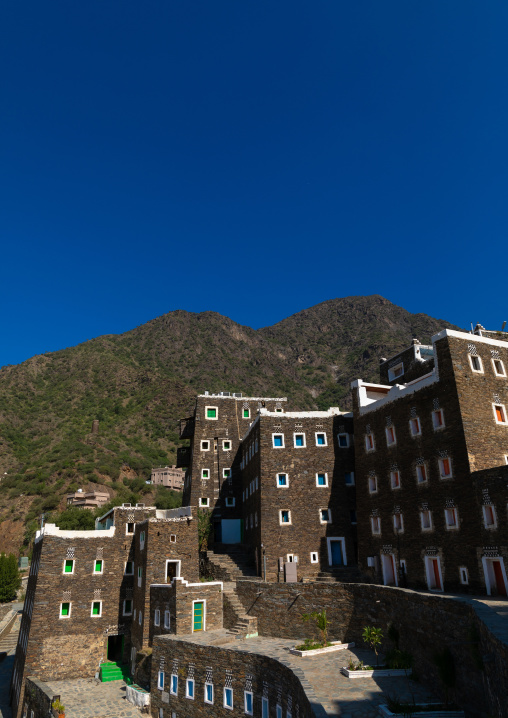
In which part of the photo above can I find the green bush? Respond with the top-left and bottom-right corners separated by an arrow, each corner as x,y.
0,553 -> 21,602
53,506 -> 96,530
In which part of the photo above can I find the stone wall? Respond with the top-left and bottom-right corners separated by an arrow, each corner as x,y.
21,677 -> 59,718
149,579 -> 223,641
236,580 -> 508,718
150,635 -> 312,718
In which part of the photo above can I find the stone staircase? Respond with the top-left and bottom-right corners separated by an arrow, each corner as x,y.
205,544 -> 258,582
223,583 -> 258,639
0,610 -> 21,659
313,566 -> 364,583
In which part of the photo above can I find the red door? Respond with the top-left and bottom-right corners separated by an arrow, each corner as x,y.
493,561 -> 507,597
432,559 -> 442,590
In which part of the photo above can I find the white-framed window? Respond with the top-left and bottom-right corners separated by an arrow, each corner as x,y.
170,674 -> 178,696
286,553 -> 297,563
186,678 -> 195,699
243,407 -> 251,419
133,608 -> 136,620
164,610 -> 170,629
393,513 -> 404,533
400,559 -> 407,576
201,468 -> 210,480
200,497 -> 210,507
371,517 -> 381,535
223,468 -> 231,479
293,433 -> 306,448
468,354 -> 483,373
432,409 -> 445,430
137,567 -> 142,587
385,425 -> 396,446
277,473 -> 288,487
390,470 -> 401,489
126,522 -> 136,534
337,433 -> 349,448
409,417 -> 421,436
276,705 -> 282,718
416,463 -> 428,484
319,508 -> 332,524
315,432 -> 327,446
365,433 -> 375,452
493,404 -> 508,425
255,512 -> 258,527
205,683 -> 214,704
225,497 -> 235,507
123,599 -> 132,616
272,433 -> 284,448
350,509 -> 357,524
200,440 -> 210,451
368,475 -> 378,494
492,358 -> 506,377
345,471 -> 355,486
388,362 -> 404,381
262,697 -> 269,718
310,552 -> 319,563
205,406 -> 218,420
124,560 -> 134,575
420,510 -> 433,531
445,508 -> 459,529
244,691 -> 253,715
93,558 -> 104,574
139,610 -> 142,625
139,531 -> 145,550
158,671 -> 165,690
279,510 -> 291,525
63,559 -> 75,574
459,567 -> 469,585
316,472 -> 328,487
224,687 -> 233,710
438,457 -> 453,479
154,609 -> 160,626
91,601 -> 102,617
223,440 -> 232,451
483,504 -> 497,528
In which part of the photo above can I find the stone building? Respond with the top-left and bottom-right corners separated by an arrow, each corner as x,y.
351,327 -> 508,596
66,489 -> 110,509
151,465 -> 185,490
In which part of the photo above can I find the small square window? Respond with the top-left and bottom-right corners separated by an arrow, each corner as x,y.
315,432 -> 327,446
154,609 -> 160,626
386,425 -> 396,446
275,408 -> 283,413
493,358 -> 506,377
344,471 -> 355,486
125,561 -> 134,575
494,404 -> 508,425
186,678 -> 194,699
365,433 -> 375,452
64,559 -> 74,574
223,440 -> 232,451
316,472 -> 328,487
438,457 -> 453,479
126,523 -> 135,534
243,408 -> 250,419
224,687 -> 233,710
123,599 -> 132,616
164,610 -> 171,629
206,407 -> 218,419
337,433 -> 349,448
388,362 -> 404,381
91,601 -> 102,617
60,602 -> 71,618
416,463 -> 428,484
310,552 -> 319,563
420,510 -> 432,531
273,434 -> 284,448
459,567 -> 469,585
390,471 -> 401,489
201,440 -> 210,451
445,508 -> 458,529
200,497 -> 210,507
205,683 -> 214,704
244,691 -> 253,715
223,468 -> 231,478
158,671 -> 164,690
368,476 -> 378,494
170,534 -> 176,543
371,517 -> 381,535
225,497 -> 235,507
280,510 -> 291,525
483,504 -> 497,528
201,469 -> 210,479
294,433 -> 306,448
393,513 -> 404,532
469,354 -> 483,373
320,509 -> 331,523
432,409 -> 445,430
350,509 -> 357,525
277,473 -> 288,487
410,417 -> 421,436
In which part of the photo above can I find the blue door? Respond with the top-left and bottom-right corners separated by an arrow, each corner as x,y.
330,541 -> 343,566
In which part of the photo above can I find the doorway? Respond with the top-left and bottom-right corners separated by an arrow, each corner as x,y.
107,635 -> 124,663
381,554 -> 397,586
166,560 -> 181,583
482,557 -> 508,596
425,556 -> 443,591
327,538 -> 346,566
193,601 -> 204,631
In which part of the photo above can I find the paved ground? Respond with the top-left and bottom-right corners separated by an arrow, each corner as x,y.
44,678 -> 145,718
0,603 -> 23,718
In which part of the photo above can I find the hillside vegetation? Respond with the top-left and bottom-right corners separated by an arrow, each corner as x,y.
0,295 -> 458,555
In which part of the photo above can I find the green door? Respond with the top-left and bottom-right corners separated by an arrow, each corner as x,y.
193,602 -> 204,631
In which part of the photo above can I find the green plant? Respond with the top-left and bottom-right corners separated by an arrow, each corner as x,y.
433,647 -> 456,708
197,510 -> 212,552
302,610 -> 329,647
385,648 -> 413,670
362,626 -> 383,666
0,553 -> 22,602
52,698 -> 65,713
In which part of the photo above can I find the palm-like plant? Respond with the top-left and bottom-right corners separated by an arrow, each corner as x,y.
362,626 -> 383,666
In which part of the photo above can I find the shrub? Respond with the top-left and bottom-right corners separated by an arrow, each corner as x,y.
53,506 -> 96,530
0,553 -> 22,602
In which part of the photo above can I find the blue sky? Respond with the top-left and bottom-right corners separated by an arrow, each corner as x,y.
1,1 -> 507,367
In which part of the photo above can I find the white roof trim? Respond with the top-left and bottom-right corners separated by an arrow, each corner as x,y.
35,523 -> 116,542
432,328 -> 508,349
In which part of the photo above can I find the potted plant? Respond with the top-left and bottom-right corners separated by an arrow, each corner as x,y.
52,698 -> 65,718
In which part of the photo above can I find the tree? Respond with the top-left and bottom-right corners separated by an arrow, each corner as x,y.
362,626 -> 383,666
53,506 -> 96,530
154,487 -> 183,510
302,610 -> 329,646
0,553 -> 21,602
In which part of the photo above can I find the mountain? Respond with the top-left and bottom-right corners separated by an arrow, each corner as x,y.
0,295 -> 459,555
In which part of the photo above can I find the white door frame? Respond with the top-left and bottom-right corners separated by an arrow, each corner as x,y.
326,537 -> 347,566
381,553 -> 398,586
192,599 -> 206,632
424,555 -> 443,592
482,556 -> 508,596
165,559 -> 181,583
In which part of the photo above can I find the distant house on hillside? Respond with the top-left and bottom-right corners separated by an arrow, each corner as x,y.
151,465 -> 185,490
66,489 -> 110,510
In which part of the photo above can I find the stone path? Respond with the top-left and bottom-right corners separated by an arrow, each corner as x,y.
0,603 -> 23,718
44,678 -> 145,718
451,594 -> 508,647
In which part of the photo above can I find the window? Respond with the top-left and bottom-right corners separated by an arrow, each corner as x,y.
459,567 -> 469,585
91,601 -> 102,617
432,409 -> 445,430
262,697 -> 269,718
223,440 -> 232,451
310,552 -> 319,563
365,433 -> 375,452
164,610 -> 170,629
319,508 -> 332,524
224,687 -> 233,710
244,691 -> 253,715
368,475 -> 378,494
315,432 -> 327,446
138,567 -> 142,587
171,674 -> 178,696
223,468 -> 231,478
483,504 -> 497,528
390,471 -> 401,489
94,559 -> 103,573
140,531 -> 145,549
225,497 -> 235,507
416,464 -> 428,484
350,510 -> 357,525
388,362 -> 404,381
337,433 -> 349,448
64,559 -> 74,574
385,426 -> 396,446
200,497 -> 210,507
279,510 -> 291,525
393,514 -> 404,532
469,354 -> 483,373
445,508 -> 458,529
316,472 -> 328,487
493,358 -> 506,377
438,457 -> 453,479
123,599 -> 132,616
201,440 -> 210,452
410,417 -> 421,436
277,473 -> 288,487
139,610 -> 142,625
345,471 -> 355,486
272,434 -> 284,448
371,517 -> 381,535
201,469 -> 210,479
205,683 -> 214,704
276,705 -> 282,718
126,523 -> 135,534
493,404 -> 508,425
60,602 -> 71,618
294,433 -> 306,448
206,406 -> 218,419
158,671 -> 164,690
125,561 -> 134,575
184,678 -> 194,699
243,408 -> 250,418
400,559 -> 407,576
420,510 -> 432,531
154,609 -> 160,626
